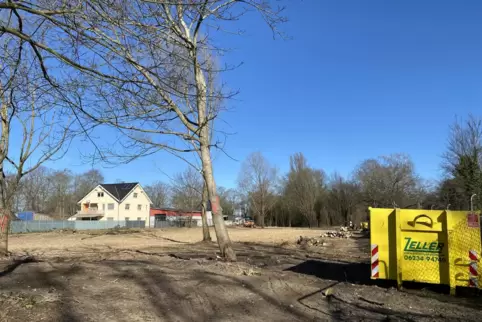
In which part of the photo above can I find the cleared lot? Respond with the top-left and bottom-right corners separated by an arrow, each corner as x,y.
7,227 -> 328,253
0,227 -> 481,321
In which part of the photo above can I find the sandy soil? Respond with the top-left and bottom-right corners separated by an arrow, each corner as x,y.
0,227 -> 481,321
7,227 -> 326,253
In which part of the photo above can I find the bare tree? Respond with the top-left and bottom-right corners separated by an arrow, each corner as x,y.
283,153 -> 325,227
0,40 -> 74,219
238,152 -> 277,227
435,178 -> 467,210
144,181 -> 170,209
0,0 -> 285,260
269,195 -> 287,227
326,173 -> 360,225
70,169 -> 104,215
1,0 -> 287,260
17,166 -> 52,212
355,154 -> 422,208
19,167 -> 102,217
217,186 -> 238,218
442,115 -> 482,210
168,167 -> 205,229
48,170 -> 74,218
171,167 -> 203,212
443,115 -> 482,172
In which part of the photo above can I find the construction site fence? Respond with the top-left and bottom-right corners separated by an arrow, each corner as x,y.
9,220 -> 146,233
153,217 -> 206,228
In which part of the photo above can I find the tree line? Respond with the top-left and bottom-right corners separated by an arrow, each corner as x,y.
5,113 -> 482,254
12,110 -> 481,228
9,165 -> 237,219
11,168 -> 104,218
237,115 -> 482,227
143,112 -> 482,229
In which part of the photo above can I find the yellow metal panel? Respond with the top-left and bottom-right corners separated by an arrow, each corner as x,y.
395,208 -> 402,288
447,211 -> 481,289
399,210 -> 448,285
399,213 -> 443,232
369,207 -> 482,294
369,207 -> 396,280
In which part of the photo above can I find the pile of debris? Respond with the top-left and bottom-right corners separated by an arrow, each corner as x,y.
297,227 -> 353,247
297,236 -> 328,247
321,227 -> 353,239
321,231 -> 352,238
325,227 -> 352,238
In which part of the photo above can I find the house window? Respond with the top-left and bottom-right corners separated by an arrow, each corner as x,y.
125,204 -> 130,210
108,203 -> 115,210
133,193 -> 138,198
137,204 -> 142,211
107,217 -> 113,221
125,217 -> 130,221
97,192 -> 104,197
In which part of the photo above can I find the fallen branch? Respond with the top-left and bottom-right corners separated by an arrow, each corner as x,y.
359,296 -> 384,306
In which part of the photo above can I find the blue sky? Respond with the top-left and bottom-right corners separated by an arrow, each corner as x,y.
44,0 -> 482,188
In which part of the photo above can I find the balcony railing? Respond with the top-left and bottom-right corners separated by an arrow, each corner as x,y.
77,208 -> 104,216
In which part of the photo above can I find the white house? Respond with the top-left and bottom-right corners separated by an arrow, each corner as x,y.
74,182 -> 152,222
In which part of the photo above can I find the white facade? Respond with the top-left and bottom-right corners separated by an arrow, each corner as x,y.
149,211 -> 213,227
192,211 -> 213,227
77,184 -> 151,223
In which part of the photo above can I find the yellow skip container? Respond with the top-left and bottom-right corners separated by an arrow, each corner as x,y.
369,208 -> 481,294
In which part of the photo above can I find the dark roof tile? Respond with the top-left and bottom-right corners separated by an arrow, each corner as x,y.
100,182 -> 138,201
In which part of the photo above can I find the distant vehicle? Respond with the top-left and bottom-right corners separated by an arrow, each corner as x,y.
244,217 -> 255,228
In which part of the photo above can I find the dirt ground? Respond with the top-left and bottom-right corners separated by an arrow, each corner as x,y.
0,227 -> 481,321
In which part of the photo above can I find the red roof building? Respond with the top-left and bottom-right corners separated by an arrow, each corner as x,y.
149,207 -> 201,218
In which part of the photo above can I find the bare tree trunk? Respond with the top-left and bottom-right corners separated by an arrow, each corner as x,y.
260,203 -> 266,228
200,143 -> 236,261
201,182 -> 211,242
0,214 -> 8,256
312,212 -> 319,228
194,41 -> 235,260
0,94 -> 11,219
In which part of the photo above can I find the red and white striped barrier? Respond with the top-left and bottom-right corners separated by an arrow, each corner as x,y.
469,277 -> 478,288
371,244 -> 379,278
469,250 -> 478,288
469,250 -> 478,262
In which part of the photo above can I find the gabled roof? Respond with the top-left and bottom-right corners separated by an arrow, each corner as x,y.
100,182 -> 138,202
77,182 -> 153,205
